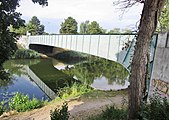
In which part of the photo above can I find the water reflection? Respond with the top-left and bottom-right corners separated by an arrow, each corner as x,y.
1,57 -> 129,101
58,57 -> 129,90
1,59 -> 49,101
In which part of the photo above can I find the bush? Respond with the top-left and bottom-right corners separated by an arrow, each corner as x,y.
138,95 -> 169,120
0,102 -> 5,116
13,49 -> 41,59
53,51 -> 88,64
89,105 -> 127,120
9,92 -> 44,112
50,102 -> 70,120
57,83 -> 93,99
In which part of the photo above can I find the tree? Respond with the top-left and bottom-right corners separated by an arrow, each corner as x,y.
0,0 -> 48,79
28,16 -> 45,35
115,0 -> 165,119
158,1 -> 169,32
27,16 -> 45,35
87,21 -> 103,34
80,20 -> 89,34
122,28 -> 132,33
60,17 -> 78,34
29,16 -> 40,26
108,28 -> 120,34
10,26 -> 27,35
38,25 -> 45,35
10,16 -> 45,35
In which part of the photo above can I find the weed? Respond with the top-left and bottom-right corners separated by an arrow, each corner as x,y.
56,83 -> 93,100
89,105 -> 127,120
50,102 -> 69,120
138,95 -> 169,120
9,92 -> 44,112
0,101 -> 5,116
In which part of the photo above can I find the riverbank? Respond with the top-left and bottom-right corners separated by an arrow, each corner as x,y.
0,90 -> 128,120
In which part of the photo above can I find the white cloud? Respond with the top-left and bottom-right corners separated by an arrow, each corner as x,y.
16,0 -> 143,33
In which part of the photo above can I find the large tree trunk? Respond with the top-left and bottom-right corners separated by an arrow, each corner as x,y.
128,0 -> 165,119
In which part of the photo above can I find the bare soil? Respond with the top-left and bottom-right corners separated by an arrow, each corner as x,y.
0,94 -> 127,120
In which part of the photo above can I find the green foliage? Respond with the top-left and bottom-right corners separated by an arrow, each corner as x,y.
14,49 -> 41,59
122,28 -> 132,33
31,0 -> 48,6
62,58 -> 129,85
87,21 -> 104,34
60,17 -> 78,34
0,101 -> 5,116
9,92 -> 44,112
80,20 -> 106,34
158,1 -> 169,32
138,95 -> 169,120
80,20 -> 90,34
108,28 -> 120,34
57,83 -> 93,99
11,16 -> 45,35
89,106 -> 127,120
50,102 -> 70,120
0,0 -> 48,79
28,16 -> 45,35
54,51 -> 88,64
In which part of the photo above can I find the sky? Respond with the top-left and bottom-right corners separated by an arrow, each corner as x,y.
16,0 -> 143,34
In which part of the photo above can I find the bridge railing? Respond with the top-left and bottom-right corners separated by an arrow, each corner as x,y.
28,34 -> 158,70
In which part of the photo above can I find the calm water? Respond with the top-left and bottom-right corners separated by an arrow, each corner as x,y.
0,58 -> 129,101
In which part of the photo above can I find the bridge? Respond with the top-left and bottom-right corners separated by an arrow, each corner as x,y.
27,34 -> 157,70
26,33 -> 169,98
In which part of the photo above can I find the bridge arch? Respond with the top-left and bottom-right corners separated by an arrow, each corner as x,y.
28,34 -> 158,71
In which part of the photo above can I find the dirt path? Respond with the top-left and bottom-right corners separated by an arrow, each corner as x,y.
0,95 -> 127,120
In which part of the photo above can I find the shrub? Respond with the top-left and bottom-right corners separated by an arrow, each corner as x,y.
89,105 -> 127,120
9,92 -> 44,112
0,102 -> 5,116
57,83 -> 93,99
50,102 -> 70,120
53,51 -> 88,64
13,49 -> 41,59
138,95 -> 169,120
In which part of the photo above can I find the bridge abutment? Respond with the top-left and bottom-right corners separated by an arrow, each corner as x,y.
149,32 -> 169,98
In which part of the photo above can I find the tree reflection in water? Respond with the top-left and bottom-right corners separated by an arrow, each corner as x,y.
61,57 -> 129,86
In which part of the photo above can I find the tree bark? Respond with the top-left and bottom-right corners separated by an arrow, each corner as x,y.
128,0 -> 165,119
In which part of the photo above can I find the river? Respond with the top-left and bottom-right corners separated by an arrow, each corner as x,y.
0,57 -> 129,101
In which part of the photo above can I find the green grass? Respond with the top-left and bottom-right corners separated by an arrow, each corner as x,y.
55,83 -> 93,100
89,106 -> 127,120
81,89 -> 128,100
89,94 -> 169,120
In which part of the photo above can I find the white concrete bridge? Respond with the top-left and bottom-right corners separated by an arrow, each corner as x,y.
27,34 -> 158,70
26,33 -> 169,98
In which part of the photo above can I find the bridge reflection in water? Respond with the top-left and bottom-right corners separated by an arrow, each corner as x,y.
27,59 -> 76,100
26,67 -> 56,99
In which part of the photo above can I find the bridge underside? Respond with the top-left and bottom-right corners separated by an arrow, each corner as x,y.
28,34 -> 157,70
29,44 -> 54,55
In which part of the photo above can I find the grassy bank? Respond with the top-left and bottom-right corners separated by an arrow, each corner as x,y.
13,49 -> 45,59
53,51 -> 89,64
0,83 -> 94,116
0,92 -> 46,116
